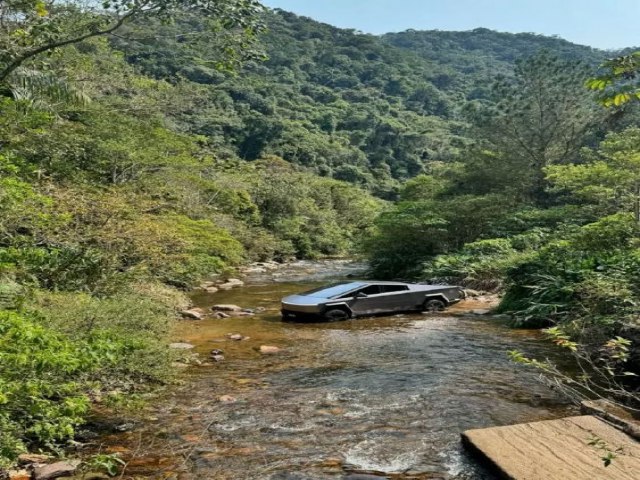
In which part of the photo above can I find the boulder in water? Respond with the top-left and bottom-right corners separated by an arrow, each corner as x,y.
180,308 -> 205,320
212,304 -> 243,312
259,345 -> 280,354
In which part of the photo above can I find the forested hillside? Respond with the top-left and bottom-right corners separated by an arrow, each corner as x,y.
110,10 -> 608,197
1,1 -> 638,471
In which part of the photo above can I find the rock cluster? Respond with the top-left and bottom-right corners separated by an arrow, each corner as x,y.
7,457 -> 81,480
196,278 -> 245,291
238,261 -> 281,274
210,304 -> 257,318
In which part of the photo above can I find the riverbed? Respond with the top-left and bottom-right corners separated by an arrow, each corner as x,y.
97,261 -> 576,479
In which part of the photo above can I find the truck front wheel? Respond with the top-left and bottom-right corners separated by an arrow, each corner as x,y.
323,308 -> 350,321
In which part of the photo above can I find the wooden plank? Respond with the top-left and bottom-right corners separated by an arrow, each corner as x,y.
581,400 -> 640,441
462,415 -> 640,480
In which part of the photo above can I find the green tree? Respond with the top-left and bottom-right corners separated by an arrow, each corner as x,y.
546,128 -> 640,224
586,51 -> 640,107
470,51 -> 603,202
0,0 -> 265,84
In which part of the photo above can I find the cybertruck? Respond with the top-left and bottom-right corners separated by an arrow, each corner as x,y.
281,281 -> 465,321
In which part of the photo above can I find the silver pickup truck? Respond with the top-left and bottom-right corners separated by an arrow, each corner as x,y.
281,281 -> 465,321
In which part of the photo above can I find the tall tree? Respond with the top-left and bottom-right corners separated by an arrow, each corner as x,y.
469,51 -> 604,202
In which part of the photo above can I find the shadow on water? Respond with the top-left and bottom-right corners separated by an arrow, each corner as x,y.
93,262 -> 576,480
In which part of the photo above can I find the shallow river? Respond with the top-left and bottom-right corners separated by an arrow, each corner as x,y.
99,261 -> 576,479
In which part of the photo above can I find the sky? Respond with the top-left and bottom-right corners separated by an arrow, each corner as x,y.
261,0 -> 639,50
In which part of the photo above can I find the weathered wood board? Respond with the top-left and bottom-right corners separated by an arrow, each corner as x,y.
462,415 -> 640,480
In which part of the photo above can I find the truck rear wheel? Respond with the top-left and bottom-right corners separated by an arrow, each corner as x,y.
423,299 -> 446,312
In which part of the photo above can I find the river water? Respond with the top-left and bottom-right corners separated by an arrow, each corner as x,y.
98,261 -> 576,479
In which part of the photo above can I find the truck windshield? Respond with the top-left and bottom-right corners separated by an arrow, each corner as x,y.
301,282 -> 364,298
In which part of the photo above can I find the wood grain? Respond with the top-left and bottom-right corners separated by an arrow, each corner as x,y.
462,415 -> 640,480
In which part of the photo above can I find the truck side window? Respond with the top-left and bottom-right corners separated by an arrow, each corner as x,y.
359,285 -> 382,296
381,285 -> 409,293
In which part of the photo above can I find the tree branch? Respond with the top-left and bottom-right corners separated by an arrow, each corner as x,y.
0,11 -> 136,83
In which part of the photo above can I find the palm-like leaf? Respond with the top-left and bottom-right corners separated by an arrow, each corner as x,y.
7,67 -> 90,111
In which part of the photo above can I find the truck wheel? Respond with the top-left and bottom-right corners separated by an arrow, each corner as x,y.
323,308 -> 350,321
423,299 -> 446,312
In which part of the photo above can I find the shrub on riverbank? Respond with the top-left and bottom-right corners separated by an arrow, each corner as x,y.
0,282 -> 186,466
421,237 -> 539,291
498,214 -> 640,330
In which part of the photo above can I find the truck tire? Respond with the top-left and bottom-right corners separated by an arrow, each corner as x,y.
423,298 -> 446,312
323,308 -> 350,321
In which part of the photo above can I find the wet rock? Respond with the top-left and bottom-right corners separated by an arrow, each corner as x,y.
260,261 -> 280,270
227,333 -> 244,341
210,348 -> 224,355
169,342 -> 195,350
471,309 -> 492,315
33,460 -> 79,480
242,267 -> 267,273
237,311 -> 254,317
18,453 -> 52,465
204,286 -> 219,294
255,307 -> 266,313
180,308 -> 205,320
476,294 -> 501,305
199,281 -> 216,288
241,308 -> 255,313
115,422 -> 135,432
214,312 -> 230,319
217,278 -> 244,290
8,470 -> 31,480
210,354 -> 225,362
463,288 -> 482,297
212,304 -> 243,312
321,457 -> 343,467
259,345 -> 280,354
219,395 -> 237,403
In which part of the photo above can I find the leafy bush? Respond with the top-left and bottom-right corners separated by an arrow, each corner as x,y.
499,214 -> 640,328
364,193 -> 517,278
0,311 -> 97,465
0,281 -> 185,466
0,246 -> 120,292
422,237 -> 535,290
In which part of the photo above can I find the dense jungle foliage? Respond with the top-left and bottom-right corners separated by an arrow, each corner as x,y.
0,0 -> 639,469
